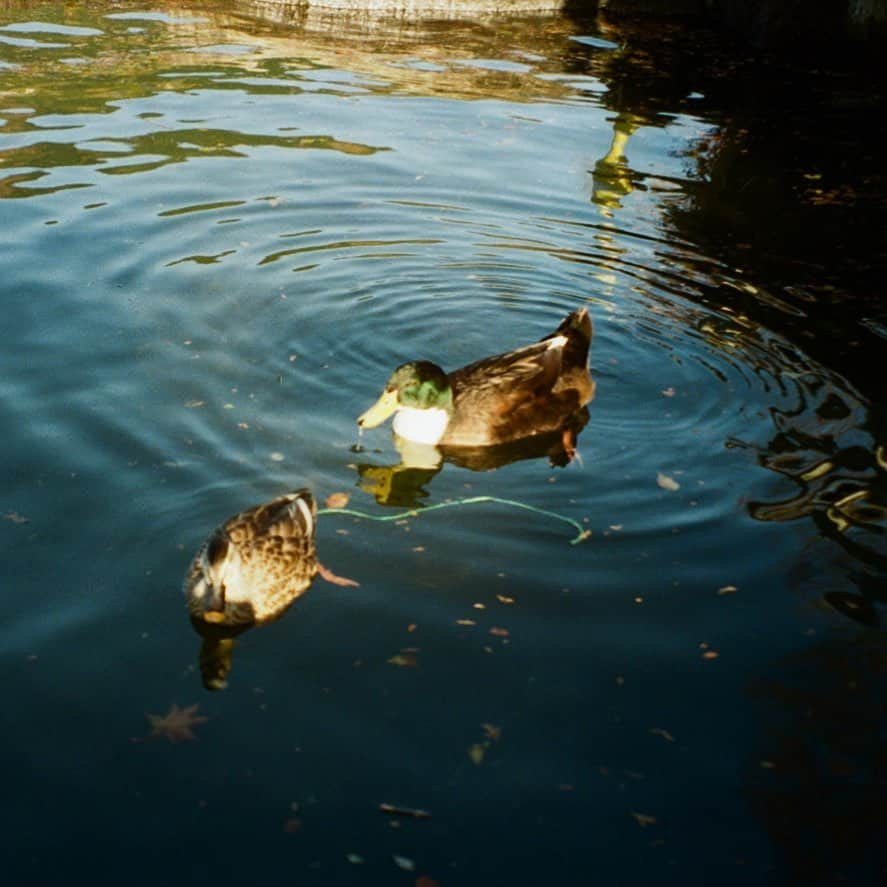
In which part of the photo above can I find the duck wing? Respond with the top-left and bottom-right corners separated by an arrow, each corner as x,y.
443,308 -> 593,446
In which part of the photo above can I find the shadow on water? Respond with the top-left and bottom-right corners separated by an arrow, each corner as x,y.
558,5 -> 887,612
558,11 -> 886,879
744,629 -> 887,884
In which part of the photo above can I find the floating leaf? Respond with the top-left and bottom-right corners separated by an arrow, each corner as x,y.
283,818 -> 302,833
489,626 -> 509,637
631,811 -> 657,828
415,877 -> 441,887
325,492 -> 350,509
656,472 -> 680,491
379,803 -> 431,819
650,727 -> 675,742
468,743 -> 486,765
717,585 -> 738,596
496,594 -> 515,605
393,855 -> 415,872
387,652 -> 418,668
146,704 -> 208,743
346,853 -> 365,864
316,562 -> 359,587
481,723 -> 501,742
661,387 -> 676,397
2,511 -> 29,524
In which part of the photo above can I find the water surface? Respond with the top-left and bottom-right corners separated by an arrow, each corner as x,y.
1,2 -> 884,885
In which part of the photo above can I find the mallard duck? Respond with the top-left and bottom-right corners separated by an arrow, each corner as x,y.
357,306 -> 595,451
184,489 -> 318,627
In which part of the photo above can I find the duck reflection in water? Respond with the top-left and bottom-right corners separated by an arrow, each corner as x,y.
356,307 -> 595,506
183,489 -> 353,690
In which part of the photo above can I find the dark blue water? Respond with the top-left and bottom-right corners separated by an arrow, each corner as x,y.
1,3 -> 884,885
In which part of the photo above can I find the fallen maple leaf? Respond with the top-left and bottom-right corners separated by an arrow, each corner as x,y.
146,703 -> 208,743
317,562 -> 359,587
325,492 -> 350,509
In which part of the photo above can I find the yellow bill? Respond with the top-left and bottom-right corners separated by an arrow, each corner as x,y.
357,388 -> 399,428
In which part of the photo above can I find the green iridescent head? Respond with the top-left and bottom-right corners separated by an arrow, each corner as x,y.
358,361 -> 454,428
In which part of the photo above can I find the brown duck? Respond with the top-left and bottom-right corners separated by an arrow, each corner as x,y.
357,306 -> 595,455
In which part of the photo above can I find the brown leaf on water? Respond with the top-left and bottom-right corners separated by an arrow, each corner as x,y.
631,811 -> 657,828
496,594 -> 515,605
481,723 -> 501,742
489,626 -> 509,637
316,562 -> 359,587
283,817 -> 302,833
702,650 -> 720,660
656,472 -> 680,491
717,585 -> 738,596
3,511 -> 29,524
325,492 -> 350,509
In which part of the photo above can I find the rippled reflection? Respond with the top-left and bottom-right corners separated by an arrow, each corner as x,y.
357,405 -> 590,505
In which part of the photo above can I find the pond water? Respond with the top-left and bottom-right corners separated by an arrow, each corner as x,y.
1,2 -> 884,885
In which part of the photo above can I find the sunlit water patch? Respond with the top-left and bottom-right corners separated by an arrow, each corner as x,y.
1,4 -> 883,886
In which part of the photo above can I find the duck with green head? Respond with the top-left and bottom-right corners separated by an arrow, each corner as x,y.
358,307 -> 595,452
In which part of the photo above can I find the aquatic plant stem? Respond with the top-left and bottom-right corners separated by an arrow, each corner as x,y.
317,496 -> 591,544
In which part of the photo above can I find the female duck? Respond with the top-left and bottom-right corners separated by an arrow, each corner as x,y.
184,489 -> 317,627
